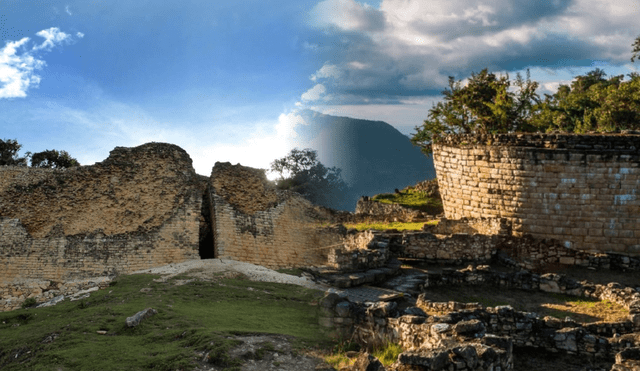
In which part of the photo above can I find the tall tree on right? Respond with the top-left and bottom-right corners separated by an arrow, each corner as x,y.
632,35 -> 640,63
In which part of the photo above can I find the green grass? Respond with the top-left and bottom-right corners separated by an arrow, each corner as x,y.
344,220 -> 438,231
372,342 -> 403,366
0,273 -> 331,370
372,189 -> 442,213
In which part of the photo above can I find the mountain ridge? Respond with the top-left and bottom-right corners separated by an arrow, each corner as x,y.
290,109 -> 436,211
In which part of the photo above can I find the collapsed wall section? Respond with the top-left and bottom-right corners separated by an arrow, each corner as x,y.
0,143 -> 201,287
209,162 -> 344,268
433,134 -> 640,254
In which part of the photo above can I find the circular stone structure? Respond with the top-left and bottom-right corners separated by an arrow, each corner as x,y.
432,133 -> 640,254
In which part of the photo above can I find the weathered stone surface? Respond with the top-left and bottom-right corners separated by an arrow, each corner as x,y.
0,143 -> 202,310
453,319 -> 485,336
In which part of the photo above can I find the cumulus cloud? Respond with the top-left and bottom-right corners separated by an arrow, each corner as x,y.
311,63 -> 342,81
305,0 -> 640,106
0,28 -> 82,99
301,84 -> 327,101
0,38 -> 46,99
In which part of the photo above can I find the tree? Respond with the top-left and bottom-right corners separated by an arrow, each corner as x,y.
632,35 -> 640,63
269,148 -> 349,209
0,139 -> 28,166
410,69 -> 540,154
30,149 -> 80,169
530,70 -> 640,133
412,67 -> 640,154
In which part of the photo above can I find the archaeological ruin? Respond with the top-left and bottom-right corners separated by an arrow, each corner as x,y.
1,134 -> 640,370
0,142 -> 343,311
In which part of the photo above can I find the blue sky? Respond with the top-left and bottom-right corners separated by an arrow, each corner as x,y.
1,0 -> 638,175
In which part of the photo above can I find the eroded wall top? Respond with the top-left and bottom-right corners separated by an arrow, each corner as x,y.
210,162 -> 282,215
0,142 -> 200,238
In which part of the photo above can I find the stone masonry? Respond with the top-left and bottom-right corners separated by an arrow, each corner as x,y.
433,133 -> 640,255
0,145 -> 346,310
0,143 -> 203,310
208,162 -> 344,269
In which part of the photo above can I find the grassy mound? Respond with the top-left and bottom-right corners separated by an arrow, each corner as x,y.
0,273 -> 330,370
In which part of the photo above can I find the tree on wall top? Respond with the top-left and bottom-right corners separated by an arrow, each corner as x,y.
31,150 -> 80,169
412,36 -> 640,154
410,69 -> 541,154
0,139 -> 80,169
0,139 -> 28,166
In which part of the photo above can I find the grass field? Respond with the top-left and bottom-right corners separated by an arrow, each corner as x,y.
0,273 -> 331,370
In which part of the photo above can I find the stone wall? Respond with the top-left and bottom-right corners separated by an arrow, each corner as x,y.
209,162 -> 344,269
432,133 -> 640,254
419,265 -> 640,324
319,285 -> 640,370
0,143 -> 203,309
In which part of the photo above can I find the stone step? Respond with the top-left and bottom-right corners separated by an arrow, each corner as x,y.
380,270 -> 427,295
302,259 -> 402,288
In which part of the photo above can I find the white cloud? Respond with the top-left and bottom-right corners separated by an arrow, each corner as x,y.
65,5 -> 72,16
0,28 -> 82,99
0,38 -> 46,98
301,84 -> 327,101
310,63 -> 342,81
32,27 -> 73,51
77,32 -> 85,38
310,0 -> 386,32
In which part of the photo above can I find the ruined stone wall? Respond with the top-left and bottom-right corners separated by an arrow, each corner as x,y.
209,162 -> 344,269
0,143 -> 202,289
433,133 -> 640,254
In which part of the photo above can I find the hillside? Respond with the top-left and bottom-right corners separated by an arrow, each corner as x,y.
292,110 -> 436,211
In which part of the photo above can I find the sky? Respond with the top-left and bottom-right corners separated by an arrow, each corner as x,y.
1,0 -> 638,176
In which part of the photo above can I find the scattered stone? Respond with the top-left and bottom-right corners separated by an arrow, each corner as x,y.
41,333 -> 59,343
126,308 -> 157,327
36,295 -> 65,308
